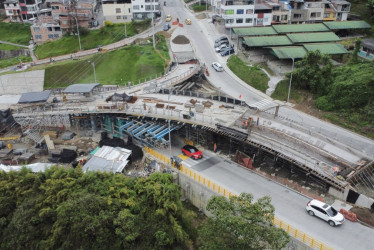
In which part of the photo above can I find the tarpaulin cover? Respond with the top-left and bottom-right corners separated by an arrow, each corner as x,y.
107,92 -> 133,102
18,90 -> 51,103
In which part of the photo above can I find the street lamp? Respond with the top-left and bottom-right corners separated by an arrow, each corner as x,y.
73,16 -> 82,51
152,0 -> 155,49
167,87 -> 175,159
287,57 -> 295,103
88,61 -> 97,84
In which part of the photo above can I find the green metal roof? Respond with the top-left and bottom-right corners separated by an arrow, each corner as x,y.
303,43 -> 349,55
323,21 -> 371,30
233,27 -> 277,36
243,36 -> 292,47
286,32 -> 340,43
269,47 -> 307,59
272,23 -> 330,33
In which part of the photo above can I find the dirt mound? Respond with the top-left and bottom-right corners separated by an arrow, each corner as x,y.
172,35 -> 189,44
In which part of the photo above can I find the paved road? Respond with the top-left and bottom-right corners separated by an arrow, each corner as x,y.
167,0 -> 374,161
180,148 -> 374,250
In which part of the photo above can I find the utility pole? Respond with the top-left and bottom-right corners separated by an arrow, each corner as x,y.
287,58 -> 295,103
152,0 -> 155,49
74,16 -> 82,51
125,23 -> 127,38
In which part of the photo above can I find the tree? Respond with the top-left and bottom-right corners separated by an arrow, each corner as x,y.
198,193 -> 290,250
349,39 -> 362,64
292,50 -> 333,95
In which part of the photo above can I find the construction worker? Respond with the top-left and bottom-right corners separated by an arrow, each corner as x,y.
333,166 -> 340,176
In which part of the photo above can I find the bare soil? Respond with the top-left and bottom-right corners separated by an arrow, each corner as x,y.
172,35 -> 190,44
351,207 -> 374,227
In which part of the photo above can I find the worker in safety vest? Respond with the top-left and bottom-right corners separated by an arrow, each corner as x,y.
333,166 -> 340,176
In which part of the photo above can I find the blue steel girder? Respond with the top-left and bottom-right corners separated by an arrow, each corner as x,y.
135,124 -> 158,138
131,123 -> 150,135
127,124 -> 140,133
146,124 -> 162,134
120,121 -> 134,130
155,127 -> 177,140
149,125 -> 166,136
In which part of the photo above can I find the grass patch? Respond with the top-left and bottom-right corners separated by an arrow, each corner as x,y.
43,40 -> 168,88
227,55 -> 269,93
0,43 -> 27,51
35,20 -> 151,59
271,79 -> 304,103
191,3 -> 210,12
0,55 -> 32,69
256,62 -> 275,76
0,22 -> 31,45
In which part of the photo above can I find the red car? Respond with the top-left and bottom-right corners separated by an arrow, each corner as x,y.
182,145 -> 203,160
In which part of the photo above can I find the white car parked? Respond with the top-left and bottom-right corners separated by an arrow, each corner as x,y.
212,62 -> 224,72
306,199 -> 345,227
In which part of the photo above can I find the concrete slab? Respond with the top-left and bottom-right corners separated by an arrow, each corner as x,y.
331,200 -> 352,211
0,70 -> 45,95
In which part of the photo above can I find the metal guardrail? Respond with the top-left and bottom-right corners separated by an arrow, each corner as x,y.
144,146 -> 333,250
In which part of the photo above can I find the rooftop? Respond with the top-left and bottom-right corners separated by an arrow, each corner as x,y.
269,46 -> 307,59
286,32 -> 340,43
303,43 -> 349,55
243,36 -> 292,47
233,27 -> 277,36
63,83 -> 101,93
272,23 -> 330,33
323,21 -> 371,30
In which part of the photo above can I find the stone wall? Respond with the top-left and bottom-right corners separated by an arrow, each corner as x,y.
0,49 -> 29,59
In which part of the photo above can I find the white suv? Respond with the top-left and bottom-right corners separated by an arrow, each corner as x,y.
306,199 -> 345,227
212,62 -> 224,72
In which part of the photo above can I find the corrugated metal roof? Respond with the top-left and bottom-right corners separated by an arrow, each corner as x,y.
323,21 -> 371,30
18,90 -> 51,103
286,32 -> 340,43
243,36 -> 292,47
270,46 -> 307,59
233,27 -> 277,36
303,43 -> 349,54
82,146 -> 131,173
362,39 -> 374,50
272,23 -> 329,33
63,83 -> 100,93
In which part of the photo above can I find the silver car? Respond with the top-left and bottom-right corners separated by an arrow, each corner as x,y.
215,44 -> 231,53
212,62 -> 224,72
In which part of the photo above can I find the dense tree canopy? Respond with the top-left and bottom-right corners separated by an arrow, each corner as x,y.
198,193 -> 290,250
0,167 -> 192,249
292,50 -> 333,95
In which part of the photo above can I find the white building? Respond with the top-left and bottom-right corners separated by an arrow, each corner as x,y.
131,0 -> 160,20
4,0 -> 22,22
102,0 -> 133,23
218,0 -> 272,28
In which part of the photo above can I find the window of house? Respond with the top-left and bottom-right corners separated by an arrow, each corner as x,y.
123,16 -> 127,19
55,27 -> 60,31
273,15 -> 279,21
54,34 -> 59,38
129,8 -> 131,13
48,34 -> 54,38
281,15 -> 287,20
52,6 -> 59,10
224,10 -> 234,15
245,18 -> 252,23
62,20 -> 68,25
133,5 -> 139,10
47,27 -> 53,31
324,13 -> 330,18
237,9 -> 244,14
293,14 -> 301,19
246,9 -> 253,14
117,16 -> 121,19
116,8 -> 121,13
141,5 -> 143,8
225,19 -> 234,24
273,6 -> 280,11
65,7 -> 68,10
35,35 -> 42,39
236,18 -> 243,23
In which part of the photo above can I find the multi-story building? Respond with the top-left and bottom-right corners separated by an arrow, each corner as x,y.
31,0 -> 94,43
214,0 -> 350,27
102,0 -> 132,23
19,0 -> 43,21
4,0 -> 22,22
218,0 -> 272,28
131,0 -> 160,20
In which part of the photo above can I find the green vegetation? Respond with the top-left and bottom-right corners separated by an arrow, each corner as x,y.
0,168 -> 196,249
34,20 -> 151,59
198,193 -> 290,249
227,55 -> 269,93
43,38 -> 169,88
0,55 -> 32,69
0,43 -> 26,51
257,62 -> 275,76
272,50 -> 374,139
191,3 -> 210,12
0,22 -> 31,45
